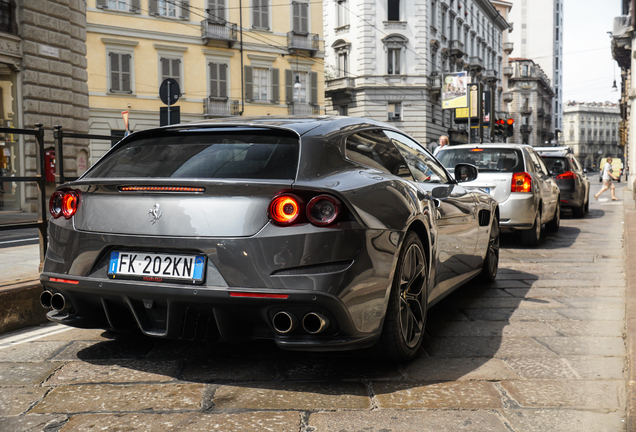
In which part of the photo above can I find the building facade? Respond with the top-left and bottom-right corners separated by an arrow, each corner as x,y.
491,0 -> 514,122
611,0 -> 632,187
562,101 -> 621,171
0,0 -> 89,213
507,0 -> 563,138
86,0 -> 324,164
506,58 -> 553,146
323,0 -> 508,147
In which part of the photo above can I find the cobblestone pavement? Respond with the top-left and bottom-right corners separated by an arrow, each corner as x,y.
0,183 -> 628,432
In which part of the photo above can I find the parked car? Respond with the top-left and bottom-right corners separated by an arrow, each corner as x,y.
436,143 -> 560,246
534,147 -> 590,218
40,116 -> 499,362
598,157 -> 623,182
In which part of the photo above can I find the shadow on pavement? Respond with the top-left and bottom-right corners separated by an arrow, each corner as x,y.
73,268 -> 536,395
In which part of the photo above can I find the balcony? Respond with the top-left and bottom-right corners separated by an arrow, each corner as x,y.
287,32 -> 319,56
325,76 -> 355,95
428,74 -> 442,91
450,40 -> 465,57
537,107 -> 545,117
482,69 -> 497,81
204,98 -> 240,117
520,106 -> 532,116
503,66 -> 513,76
612,15 -> 632,69
468,56 -> 483,70
613,15 -> 632,38
288,102 -> 321,115
201,20 -> 238,47
520,125 -> 533,134
503,42 -> 514,54
502,92 -> 513,103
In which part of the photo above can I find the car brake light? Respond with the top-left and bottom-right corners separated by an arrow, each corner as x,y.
50,190 -> 81,219
269,194 -> 302,225
511,172 -> 532,193
556,171 -> 576,180
306,195 -> 341,226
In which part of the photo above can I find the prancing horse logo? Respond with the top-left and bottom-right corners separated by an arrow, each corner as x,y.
149,203 -> 162,225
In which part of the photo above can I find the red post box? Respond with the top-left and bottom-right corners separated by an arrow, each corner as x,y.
45,150 -> 56,182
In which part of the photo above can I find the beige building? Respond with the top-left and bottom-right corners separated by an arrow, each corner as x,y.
562,101 -> 621,171
506,58 -> 554,146
86,0 -> 324,164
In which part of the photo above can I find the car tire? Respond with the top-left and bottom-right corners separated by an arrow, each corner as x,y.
373,231 -> 427,362
521,211 -> 541,247
584,195 -> 589,213
572,201 -> 585,218
546,200 -> 560,232
478,217 -> 499,282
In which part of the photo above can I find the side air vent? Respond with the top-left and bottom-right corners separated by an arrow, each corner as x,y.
478,210 -> 491,227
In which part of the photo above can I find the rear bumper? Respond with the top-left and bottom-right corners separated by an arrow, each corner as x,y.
497,193 -> 537,231
39,274 -> 382,351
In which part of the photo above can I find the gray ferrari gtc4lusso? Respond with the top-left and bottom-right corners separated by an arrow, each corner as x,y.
40,116 -> 499,362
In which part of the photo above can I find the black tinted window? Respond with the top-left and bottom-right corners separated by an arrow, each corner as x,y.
437,147 -> 523,173
84,131 -> 299,180
345,130 -> 412,178
541,156 -> 569,173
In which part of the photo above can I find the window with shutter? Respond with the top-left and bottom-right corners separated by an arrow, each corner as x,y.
110,52 -> 132,93
292,1 -> 308,34
107,0 -> 128,11
208,0 -> 225,22
160,57 -> 181,87
253,68 -> 269,102
253,0 -> 269,29
209,62 -> 228,99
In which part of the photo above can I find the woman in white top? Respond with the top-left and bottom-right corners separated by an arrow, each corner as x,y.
594,156 -> 619,201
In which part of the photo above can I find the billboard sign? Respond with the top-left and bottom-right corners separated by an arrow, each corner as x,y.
442,71 -> 468,109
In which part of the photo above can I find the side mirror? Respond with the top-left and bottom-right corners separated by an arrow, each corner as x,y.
583,168 -> 588,173
454,163 -> 478,183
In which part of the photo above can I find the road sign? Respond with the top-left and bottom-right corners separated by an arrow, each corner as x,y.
159,78 -> 180,105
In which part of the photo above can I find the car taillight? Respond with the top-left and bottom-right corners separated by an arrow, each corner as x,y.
307,195 -> 341,226
511,172 -> 532,193
556,171 -> 576,180
50,190 -> 81,219
269,194 -> 302,225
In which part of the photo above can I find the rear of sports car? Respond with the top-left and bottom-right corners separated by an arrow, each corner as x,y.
40,125 -> 397,351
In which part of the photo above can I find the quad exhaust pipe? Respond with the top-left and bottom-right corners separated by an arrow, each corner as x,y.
50,292 -> 72,312
272,311 -> 298,334
302,312 -> 330,334
40,291 -> 53,309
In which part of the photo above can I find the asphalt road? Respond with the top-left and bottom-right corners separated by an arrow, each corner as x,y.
0,183 -> 628,431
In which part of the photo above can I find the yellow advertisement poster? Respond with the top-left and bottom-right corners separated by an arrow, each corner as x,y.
442,71 -> 468,109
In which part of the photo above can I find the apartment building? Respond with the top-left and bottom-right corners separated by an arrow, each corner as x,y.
86,0 -> 324,164
323,0 -> 509,147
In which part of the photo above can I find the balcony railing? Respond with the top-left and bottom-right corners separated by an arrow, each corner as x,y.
520,106 -> 532,115
325,76 -> 355,94
502,92 -> 513,103
537,107 -> 545,117
288,102 -> 321,115
450,40 -> 465,57
503,66 -> 513,76
520,125 -> 533,134
503,42 -> 514,54
287,32 -> 319,56
482,69 -> 497,81
201,20 -> 238,47
204,98 -> 240,117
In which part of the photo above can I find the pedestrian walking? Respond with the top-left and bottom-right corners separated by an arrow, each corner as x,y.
595,156 -> 619,201
433,135 -> 449,156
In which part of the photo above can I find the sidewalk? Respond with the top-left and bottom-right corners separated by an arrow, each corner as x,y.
623,185 -> 636,431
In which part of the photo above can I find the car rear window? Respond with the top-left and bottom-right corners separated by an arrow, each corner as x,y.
540,156 -> 569,174
83,131 -> 299,180
436,147 -> 524,173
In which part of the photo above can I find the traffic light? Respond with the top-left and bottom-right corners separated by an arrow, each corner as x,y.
506,118 -> 515,137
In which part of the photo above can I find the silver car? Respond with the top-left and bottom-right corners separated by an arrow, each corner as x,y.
436,143 -> 560,246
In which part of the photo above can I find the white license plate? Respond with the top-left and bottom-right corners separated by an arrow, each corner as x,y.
108,251 -> 206,284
